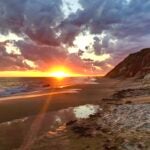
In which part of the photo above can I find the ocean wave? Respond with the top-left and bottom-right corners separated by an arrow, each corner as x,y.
0,77 -> 97,97
0,84 -> 51,97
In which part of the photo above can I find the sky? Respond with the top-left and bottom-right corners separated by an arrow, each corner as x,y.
0,0 -> 150,76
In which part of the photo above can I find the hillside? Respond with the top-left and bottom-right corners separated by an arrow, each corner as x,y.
106,48 -> 150,78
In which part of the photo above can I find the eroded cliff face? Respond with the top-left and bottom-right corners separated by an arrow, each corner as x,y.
106,48 -> 150,78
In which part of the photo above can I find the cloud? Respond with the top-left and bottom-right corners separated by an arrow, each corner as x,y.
93,36 -> 102,55
65,0 -> 150,68
62,0 -> 83,18
24,0 -> 63,46
17,40 -> 67,71
66,0 -> 150,46
0,0 -> 63,46
0,0 -> 27,34
0,40 -> 67,71
0,0 -> 150,74
1,0 -> 150,47
0,45 -> 30,71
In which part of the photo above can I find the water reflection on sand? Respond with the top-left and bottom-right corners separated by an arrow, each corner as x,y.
3,104 -> 101,126
0,104 -> 101,148
1,104 -> 101,127
47,104 -> 101,137
73,105 -> 100,119
53,104 -> 101,125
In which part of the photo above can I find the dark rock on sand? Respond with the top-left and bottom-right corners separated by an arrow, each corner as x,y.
102,87 -> 150,102
66,120 -> 77,126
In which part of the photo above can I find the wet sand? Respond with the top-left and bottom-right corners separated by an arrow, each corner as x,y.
0,78 -> 121,123
27,78 -> 150,150
0,77 -> 149,150
0,77 -> 149,123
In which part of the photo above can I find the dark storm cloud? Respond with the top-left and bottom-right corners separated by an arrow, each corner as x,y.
24,0 -> 63,46
77,0 -> 150,37
64,0 -> 150,48
70,0 -> 124,34
1,0 -> 150,46
58,21 -> 81,45
0,0 -> 27,34
0,0 -> 63,45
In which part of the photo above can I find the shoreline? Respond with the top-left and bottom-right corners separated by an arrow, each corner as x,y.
0,77 -> 149,123
0,88 -> 81,101
0,77 -> 149,149
0,78 -> 120,123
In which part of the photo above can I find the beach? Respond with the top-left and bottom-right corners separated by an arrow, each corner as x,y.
0,77 -> 149,150
0,77 -> 120,123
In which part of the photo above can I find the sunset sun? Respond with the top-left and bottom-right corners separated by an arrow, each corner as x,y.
48,66 -> 72,78
49,71 -> 69,78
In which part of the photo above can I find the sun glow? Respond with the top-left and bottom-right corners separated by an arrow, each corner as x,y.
48,66 -> 72,79
50,71 -> 70,78
0,66 -> 104,77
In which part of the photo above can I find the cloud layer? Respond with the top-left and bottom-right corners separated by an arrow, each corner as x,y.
0,0 -> 150,75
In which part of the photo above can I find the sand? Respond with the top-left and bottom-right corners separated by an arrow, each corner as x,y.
0,77 -> 149,150
0,78 -> 121,123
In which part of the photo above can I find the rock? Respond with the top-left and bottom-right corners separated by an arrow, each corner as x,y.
71,125 -> 90,136
125,100 -> 132,104
66,120 -> 77,126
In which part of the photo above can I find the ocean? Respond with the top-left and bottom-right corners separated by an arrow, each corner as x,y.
0,77 -> 97,97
